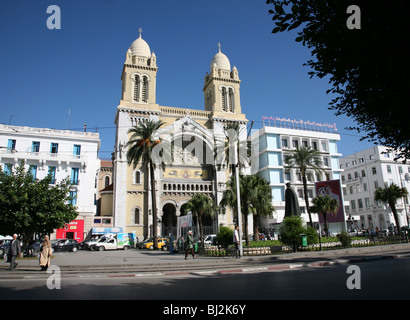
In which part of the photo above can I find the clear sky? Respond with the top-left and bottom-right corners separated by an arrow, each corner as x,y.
0,0 -> 375,160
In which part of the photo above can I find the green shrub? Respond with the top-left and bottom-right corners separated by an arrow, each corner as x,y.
279,216 -> 317,251
337,231 -> 352,247
216,226 -> 233,249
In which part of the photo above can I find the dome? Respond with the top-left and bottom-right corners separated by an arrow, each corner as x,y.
210,50 -> 231,71
129,35 -> 151,58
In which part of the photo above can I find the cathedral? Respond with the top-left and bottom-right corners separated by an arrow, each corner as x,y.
112,30 -> 250,239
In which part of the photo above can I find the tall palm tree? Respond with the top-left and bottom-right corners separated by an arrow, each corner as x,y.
310,195 -> 339,236
374,183 -> 408,234
126,119 -> 165,249
284,145 -> 324,227
185,193 -> 217,254
249,175 -> 275,240
221,174 -> 266,246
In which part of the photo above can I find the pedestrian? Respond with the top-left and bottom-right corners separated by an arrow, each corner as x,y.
169,233 -> 174,255
8,234 -> 21,270
39,235 -> 52,271
233,225 -> 240,259
184,230 -> 196,260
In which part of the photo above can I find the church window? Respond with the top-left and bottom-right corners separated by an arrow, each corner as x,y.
133,208 -> 141,225
142,76 -> 148,102
228,88 -> 234,112
134,75 -> 140,102
221,87 -> 227,111
135,170 -> 141,184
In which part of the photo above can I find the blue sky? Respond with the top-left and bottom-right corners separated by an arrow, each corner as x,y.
0,0 -> 374,159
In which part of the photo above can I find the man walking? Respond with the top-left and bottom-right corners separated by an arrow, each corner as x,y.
8,234 -> 21,270
184,230 -> 196,260
233,225 -> 240,259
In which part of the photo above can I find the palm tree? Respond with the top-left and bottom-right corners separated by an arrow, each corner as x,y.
185,193 -> 218,255
221,174 -> 266,246
310,195 -> 339,236
284,145 -> 324,227
126,119 -> 166,249
249,175 -> 275,240
374,183 -> 408,234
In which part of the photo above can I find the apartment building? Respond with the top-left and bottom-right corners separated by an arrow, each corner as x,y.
251,118 -> 346,233
340,146 -> 410,231
0,124 -> 100,240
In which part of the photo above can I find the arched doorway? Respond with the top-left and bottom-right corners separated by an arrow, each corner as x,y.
162,203 -> 177,236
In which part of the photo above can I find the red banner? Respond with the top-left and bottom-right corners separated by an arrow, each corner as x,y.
315,180 -> 345,223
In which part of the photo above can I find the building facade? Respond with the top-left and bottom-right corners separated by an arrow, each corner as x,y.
112,32 -> 250,239
0,124 -> 100,240
95,159 -> 114,227
251,120 -> 346,234
340,146 -> 410,231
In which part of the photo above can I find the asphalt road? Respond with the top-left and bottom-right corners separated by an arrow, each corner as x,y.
1,255 -> 409,301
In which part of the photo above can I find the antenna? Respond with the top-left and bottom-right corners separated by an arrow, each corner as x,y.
68,109 -> 71,129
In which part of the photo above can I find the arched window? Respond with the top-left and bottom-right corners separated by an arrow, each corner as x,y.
133,208 -> 140,225
221,87 -> 227,112
228,88 -> 234,112
135,170 -> 141,184
142,76 -> 148,102
104,176 -> 110,188
133,75 -> 140,102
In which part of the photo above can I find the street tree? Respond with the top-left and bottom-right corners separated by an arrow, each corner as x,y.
267,0 -> 410,161
310,195 -> 339,236
0,161 -> 78,250
126,119 -> 168,250
184,193 -> 218,254
221,174 -> 270,246
374,183 -> 408,234
284,145 -> 323,227
248,175 -> 275,240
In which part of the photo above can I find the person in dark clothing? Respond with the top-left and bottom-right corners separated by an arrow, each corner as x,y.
8,234 -> 21,270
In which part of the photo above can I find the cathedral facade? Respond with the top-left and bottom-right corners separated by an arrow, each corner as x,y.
112,31 -> 250,239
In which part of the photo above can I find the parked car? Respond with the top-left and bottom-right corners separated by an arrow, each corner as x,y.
52,239 -> 79,252
381,229 -> 390,237
136,238 -> 152,249
79,239 -> 100,250
0,240 -> 11,258
203,234 -> 216,245
143,238 -> 167,250
26,240 -> 42,255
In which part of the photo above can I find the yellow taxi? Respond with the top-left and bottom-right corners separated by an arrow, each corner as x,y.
143,238 -> 167,250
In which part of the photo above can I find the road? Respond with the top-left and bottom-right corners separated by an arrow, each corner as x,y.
1,256 -> 409,301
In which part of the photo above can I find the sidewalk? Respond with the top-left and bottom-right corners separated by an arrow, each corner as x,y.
1,243 -> 410,279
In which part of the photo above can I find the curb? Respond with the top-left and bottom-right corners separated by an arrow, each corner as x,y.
0,253 -> 406,280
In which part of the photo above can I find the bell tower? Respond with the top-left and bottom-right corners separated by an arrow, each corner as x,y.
120,29 -> 159,109
203,43 -> 243,118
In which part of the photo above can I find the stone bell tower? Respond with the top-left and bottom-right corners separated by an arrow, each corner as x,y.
120,28 -> 159,110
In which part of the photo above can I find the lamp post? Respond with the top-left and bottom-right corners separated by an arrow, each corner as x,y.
234,141 -> 243,257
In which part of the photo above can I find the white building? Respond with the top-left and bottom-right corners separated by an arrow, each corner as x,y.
251,118 -> 346,234
340,146 -> 410,231
0,124 -> 100,238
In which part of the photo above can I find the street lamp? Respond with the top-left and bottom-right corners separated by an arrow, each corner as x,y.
234,140 -> 243,257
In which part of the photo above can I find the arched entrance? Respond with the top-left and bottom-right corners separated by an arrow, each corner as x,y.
162,203 -> 177,236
